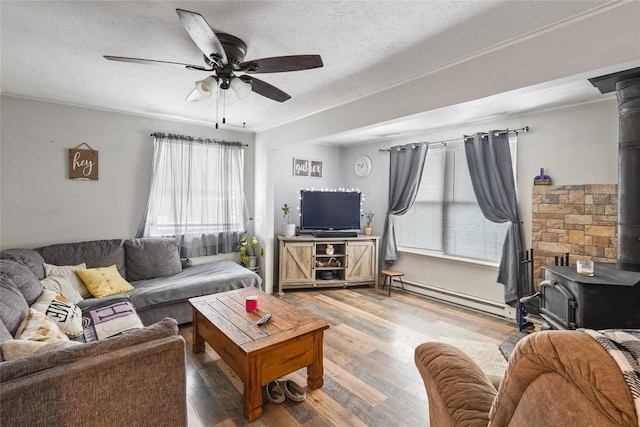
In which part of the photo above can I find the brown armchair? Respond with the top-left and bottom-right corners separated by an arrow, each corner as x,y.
414,330 -> 637,426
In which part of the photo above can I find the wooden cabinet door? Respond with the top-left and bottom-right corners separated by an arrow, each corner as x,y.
280,242 -> 314,285
345,240 -> 376,281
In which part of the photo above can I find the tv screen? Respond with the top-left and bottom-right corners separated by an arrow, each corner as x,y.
300,190 -> 361,230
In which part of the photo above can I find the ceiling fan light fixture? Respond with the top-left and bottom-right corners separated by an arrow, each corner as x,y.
195,75 -> 216,97
217,85 -> 237,106
231,77 -> 252,99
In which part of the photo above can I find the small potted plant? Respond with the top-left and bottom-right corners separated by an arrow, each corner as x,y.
281,203 -> 296,237
237,233 -> 264,268
362,210 -> 374,235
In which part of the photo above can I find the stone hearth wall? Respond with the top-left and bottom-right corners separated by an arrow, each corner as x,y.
531,184 -> 617,286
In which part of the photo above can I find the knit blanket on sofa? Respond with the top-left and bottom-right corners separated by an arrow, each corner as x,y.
581,329 -> 640,426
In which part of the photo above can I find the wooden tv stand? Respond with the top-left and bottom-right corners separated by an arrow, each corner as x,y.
277,235 -> 379,294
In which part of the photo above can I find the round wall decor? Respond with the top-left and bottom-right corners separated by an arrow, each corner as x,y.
354,155 -> 372,178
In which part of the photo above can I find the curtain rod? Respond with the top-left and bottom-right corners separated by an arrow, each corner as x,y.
378,126 -> 529,153
150,132 -> 248,147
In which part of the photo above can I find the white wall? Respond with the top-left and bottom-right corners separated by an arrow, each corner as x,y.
341,99 -> 619,305
255,2 -> 637,299
272,143 -> 344,231
0,96 -> 255,250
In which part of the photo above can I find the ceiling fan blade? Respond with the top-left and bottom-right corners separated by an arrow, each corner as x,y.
103,55 -> 210,71
239,75 -> 291,102
176,9 -> 227,65
239,55 -> 323,73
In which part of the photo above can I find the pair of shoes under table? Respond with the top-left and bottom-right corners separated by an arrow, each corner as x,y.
263,378 -> 306,404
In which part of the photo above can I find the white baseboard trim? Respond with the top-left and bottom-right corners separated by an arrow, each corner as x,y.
401,279 -> 517,320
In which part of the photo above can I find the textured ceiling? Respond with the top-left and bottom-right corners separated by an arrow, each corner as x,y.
0,1 -> 613,135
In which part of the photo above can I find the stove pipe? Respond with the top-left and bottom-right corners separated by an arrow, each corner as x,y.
616,76 -> 640,272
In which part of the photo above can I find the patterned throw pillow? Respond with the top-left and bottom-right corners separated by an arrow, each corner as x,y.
30,289 -> 83,337
2,308 -> 81,360
40,275 -> 84,304
44,262 -> 90,298
80,298 -> 144,341
1,338 -> 81,361
76,265 -> 134,299
15,308 -> 69,341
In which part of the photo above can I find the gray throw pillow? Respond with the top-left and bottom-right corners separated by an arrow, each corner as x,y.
0,260 -> 44,305
0,275 -> 30,337
124,238 -> 182,281
0,249 -> 46,280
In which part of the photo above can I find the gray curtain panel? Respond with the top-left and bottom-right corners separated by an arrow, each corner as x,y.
464,131 -> 527,305
382,142 -> 429,264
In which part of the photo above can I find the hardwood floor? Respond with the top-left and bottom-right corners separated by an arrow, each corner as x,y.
180,287 -> 517,426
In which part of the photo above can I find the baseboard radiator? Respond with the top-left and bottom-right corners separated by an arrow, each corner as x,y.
402,279 -> 516,319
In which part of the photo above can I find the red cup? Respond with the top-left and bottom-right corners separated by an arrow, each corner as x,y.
245,296 -> 258,311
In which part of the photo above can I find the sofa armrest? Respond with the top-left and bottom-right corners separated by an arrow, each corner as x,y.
489,331 -> 637,426
415,342 -> 498,427
1,317 -> 179,381
0,319 -> 187,427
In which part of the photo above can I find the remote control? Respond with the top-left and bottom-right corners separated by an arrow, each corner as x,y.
256,313 -> 272,326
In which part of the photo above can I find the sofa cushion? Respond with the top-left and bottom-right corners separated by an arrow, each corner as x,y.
41,275 -> 84,304
0,276 -> 28,338
0,321 -> 12,344
31,289 -> 83,337
77,265 -> 134,299
44,262 -> 89,298
0,260 -> 43,305
0,321 -> 12,361
37,239 -> 126,278
124,238 -> 182,281
0,249 -> 46,280
130,260 -> 260,312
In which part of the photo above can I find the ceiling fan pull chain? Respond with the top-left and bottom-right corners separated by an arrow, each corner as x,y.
222,90 -> 227,124
215,85 -> 220,129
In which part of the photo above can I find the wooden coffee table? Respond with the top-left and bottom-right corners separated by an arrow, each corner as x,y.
189,287 -> 329,421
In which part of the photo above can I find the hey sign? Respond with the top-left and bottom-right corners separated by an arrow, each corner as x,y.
293,158 -> 322,178
68,148 -> 99,180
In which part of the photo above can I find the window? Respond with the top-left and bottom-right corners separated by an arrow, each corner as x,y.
396,138 -> 516,263
140,134 -> 248,257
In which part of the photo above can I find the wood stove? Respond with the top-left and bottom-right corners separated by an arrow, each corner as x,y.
535,72 -> 640,331
541,264 -> 640,330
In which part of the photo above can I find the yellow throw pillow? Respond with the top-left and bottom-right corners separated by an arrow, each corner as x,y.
76,265 -> 134,299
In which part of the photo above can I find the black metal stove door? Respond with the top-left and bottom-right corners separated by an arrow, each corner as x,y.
540,280 -> 577,329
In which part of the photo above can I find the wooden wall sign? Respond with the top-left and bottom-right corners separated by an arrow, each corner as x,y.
68,144 -> 98,180
293,158 -> 322,178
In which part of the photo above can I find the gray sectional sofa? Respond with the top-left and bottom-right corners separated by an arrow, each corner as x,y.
0,237 -> 262,425
1,237 -> 262,327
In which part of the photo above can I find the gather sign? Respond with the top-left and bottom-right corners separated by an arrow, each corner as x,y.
293,158 -> 322,178
68,147 -> 99,180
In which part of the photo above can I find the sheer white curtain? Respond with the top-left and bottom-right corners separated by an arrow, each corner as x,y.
137,133 -> 249,257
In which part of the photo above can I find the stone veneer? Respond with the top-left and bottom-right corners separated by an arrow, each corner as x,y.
531,184 -> 617,286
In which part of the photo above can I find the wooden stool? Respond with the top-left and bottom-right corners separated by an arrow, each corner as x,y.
381,269 -> 406,296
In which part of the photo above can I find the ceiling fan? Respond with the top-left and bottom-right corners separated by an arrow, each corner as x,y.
104,8 -> 323,104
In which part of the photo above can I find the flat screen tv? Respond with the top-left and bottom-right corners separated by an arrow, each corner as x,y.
300,190 -> 361,231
